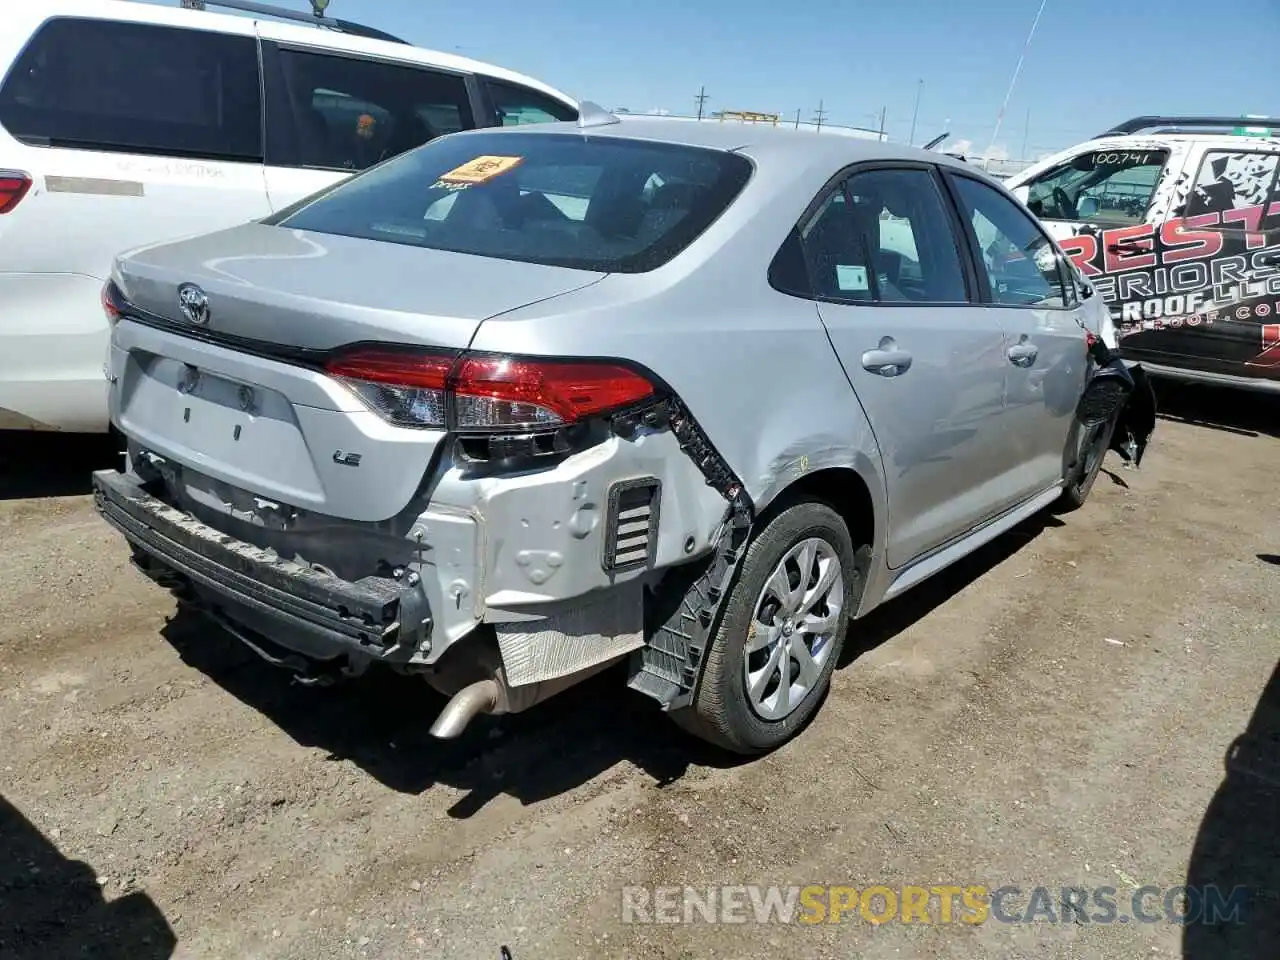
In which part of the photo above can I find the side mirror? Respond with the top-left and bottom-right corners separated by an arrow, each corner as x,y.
1011,184 -> 1031,204
1078,196 -> 1100,218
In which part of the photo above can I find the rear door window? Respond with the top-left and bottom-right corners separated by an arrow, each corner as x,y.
841,168 -> 969,303
1023,149 -> 1169,226
269,131 -> 753,273
1185,149 -> 1280,219
795,168 -> 969,304
484,79 -> 578,126
0,17 -> 262,162
264,47 -> 474,172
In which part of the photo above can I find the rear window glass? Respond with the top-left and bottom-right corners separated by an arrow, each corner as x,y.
269,132 -> 754,272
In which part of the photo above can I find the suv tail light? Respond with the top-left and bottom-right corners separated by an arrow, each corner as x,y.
324,348 -> 657,432
101,280 -> 124,325
0,171 -> 32,214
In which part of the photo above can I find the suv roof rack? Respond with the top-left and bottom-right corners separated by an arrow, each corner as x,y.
180,0 -> 410,45
1097,115 -> 1280,139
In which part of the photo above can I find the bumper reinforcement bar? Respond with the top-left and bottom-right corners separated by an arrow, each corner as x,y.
91,470 -> 431,663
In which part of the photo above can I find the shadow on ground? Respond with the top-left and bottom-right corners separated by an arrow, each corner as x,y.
159,508 -> 1066,816
0,796 -> 175,959
0,431 -> 121,501
1183,659 -> 1280,958
1153,380 -> 1280,439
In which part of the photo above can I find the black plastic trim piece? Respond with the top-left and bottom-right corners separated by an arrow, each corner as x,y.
1097,115 -> 1280,139
602,477 -> 661,574
628,511 -> 751,711
620,395 -> 756,709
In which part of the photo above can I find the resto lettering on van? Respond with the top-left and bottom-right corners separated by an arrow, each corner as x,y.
1059,202 -> 1279,278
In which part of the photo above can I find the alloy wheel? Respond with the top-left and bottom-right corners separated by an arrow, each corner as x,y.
743,537 -> 844,721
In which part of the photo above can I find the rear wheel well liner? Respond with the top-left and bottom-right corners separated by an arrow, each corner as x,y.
756,467 -> 876,551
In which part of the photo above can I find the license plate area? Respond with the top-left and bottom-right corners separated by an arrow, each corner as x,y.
119,352 -> 324,502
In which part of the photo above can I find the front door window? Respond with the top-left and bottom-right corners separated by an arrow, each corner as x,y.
1024,149 -> 1169,226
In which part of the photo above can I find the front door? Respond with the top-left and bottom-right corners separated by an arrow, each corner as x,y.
802,164 -> 1014,568
946,171 -> 1090,495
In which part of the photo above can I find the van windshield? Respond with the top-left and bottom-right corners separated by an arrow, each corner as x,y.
269,131 -> 753,273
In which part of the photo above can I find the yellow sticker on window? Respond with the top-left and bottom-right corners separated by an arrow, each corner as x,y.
437,155 -> 523,184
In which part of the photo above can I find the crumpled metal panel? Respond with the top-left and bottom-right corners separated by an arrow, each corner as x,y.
495,580 -> 644,686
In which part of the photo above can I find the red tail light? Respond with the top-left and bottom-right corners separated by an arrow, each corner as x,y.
325,349 -> 454,429
324,348 -> 656,432
451,355 -> 654,432
101,280 -> 123,324
0,171 -> 32,214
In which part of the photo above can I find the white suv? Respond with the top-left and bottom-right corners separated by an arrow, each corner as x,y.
1004,115 -> 1280,393
0,0 -> 579,432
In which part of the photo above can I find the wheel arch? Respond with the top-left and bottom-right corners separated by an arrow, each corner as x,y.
756,464 -> 879,546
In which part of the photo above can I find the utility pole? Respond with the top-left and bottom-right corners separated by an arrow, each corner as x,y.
908,79 -> 923,146
1021,105 -> 1031,160
694,86 -> 709,121
878,106 -> 887,141
795,108 -> 801,130
812,99 -> 827,133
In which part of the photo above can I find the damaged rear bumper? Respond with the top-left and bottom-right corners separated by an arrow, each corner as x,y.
92,469 -> 433,668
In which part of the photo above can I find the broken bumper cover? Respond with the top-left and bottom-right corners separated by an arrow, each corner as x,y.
91,470 -> 432,665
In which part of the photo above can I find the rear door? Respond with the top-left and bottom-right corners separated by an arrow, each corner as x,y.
799,163 -> 1015,568
0,13 -> 270,430
944,170 -> 1087,495
477,77 -> 579,127
1142,144 -> 1280,380
258,35 -> 477,211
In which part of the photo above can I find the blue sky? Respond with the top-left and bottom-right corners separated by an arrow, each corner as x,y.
161,0 -> 1279,159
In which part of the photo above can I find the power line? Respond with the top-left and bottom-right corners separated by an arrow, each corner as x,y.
908,80 -> 923,146
984,0 -> 1049,168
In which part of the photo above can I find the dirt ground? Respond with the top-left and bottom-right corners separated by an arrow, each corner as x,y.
1,381 -> 1277,960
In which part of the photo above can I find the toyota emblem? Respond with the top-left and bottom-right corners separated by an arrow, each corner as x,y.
177,283 -> 210,326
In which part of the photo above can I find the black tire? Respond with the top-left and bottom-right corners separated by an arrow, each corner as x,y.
670,500 -> 860,755
1055,415 -> 1117,513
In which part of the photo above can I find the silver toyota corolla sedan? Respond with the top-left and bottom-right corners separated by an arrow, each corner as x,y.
93,107 -> 1132,755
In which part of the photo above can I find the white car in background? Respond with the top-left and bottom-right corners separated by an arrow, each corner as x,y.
0,0 -> 579,432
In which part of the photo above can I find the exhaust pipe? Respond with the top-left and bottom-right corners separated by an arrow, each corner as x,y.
427,657 -> 623,740
429,678 -> 501,739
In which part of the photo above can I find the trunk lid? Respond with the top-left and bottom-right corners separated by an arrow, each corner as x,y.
110,223 -> 606,523
114,222 -> 606,349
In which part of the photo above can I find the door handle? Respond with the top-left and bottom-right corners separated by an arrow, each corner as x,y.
1107,241 -> 1149,256
1007,342 -> 1038,367
861,337 -> 913,376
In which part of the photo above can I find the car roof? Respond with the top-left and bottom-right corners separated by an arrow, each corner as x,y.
1005,129 -> 1280,188
10,0 -> 578,109
447,116 -> 986,179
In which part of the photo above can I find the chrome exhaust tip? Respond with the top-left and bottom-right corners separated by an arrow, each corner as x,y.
429,678 -> 501,739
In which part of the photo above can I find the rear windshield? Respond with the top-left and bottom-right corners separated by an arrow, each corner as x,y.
269,131 -> 754,272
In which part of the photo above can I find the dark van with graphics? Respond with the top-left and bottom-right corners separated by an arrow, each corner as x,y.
1005,116 -> 1280,392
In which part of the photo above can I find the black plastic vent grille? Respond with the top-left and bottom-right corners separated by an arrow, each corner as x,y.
602,478 -> 661,574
